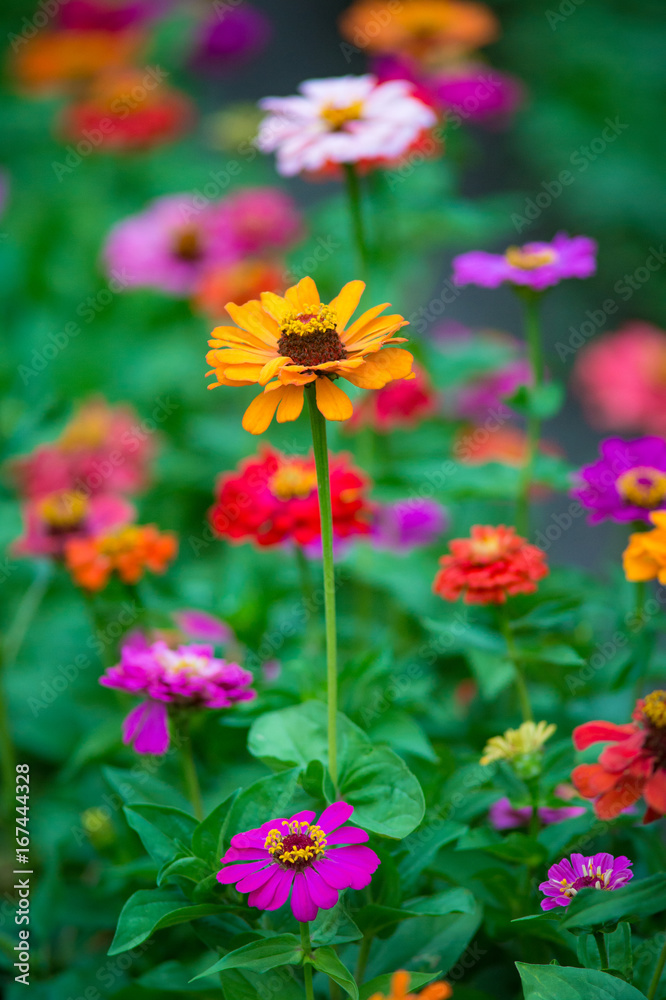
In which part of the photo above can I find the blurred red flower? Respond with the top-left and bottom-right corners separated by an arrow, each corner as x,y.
433,524 -> 548,604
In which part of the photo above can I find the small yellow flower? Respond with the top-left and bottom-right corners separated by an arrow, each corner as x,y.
480,720 -> 556,766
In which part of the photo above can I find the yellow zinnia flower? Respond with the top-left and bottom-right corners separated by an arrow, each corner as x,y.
368,970 -> 452,1000
480,720 -> 556,766
206,276 -> 413,434
623,511 -> 666,584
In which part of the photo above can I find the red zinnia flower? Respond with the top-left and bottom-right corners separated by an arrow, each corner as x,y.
433,524 -> 548,605
348,363 -> 437,432
572,691 -> 666,823
209,446 -> 373,547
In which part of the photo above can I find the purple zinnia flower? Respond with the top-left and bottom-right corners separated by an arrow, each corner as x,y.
455,358 -> 531,421
172,609 -> 234,645
539,852 -> 633,910
190,4 -> 271,73
100,640 -> 255,754
572,436 -> 666,524
217,802 -> 380,922
452,233 -> 597,291
489,797 -> 586,831
372,498 -> 447,552
431,65 -> 524,126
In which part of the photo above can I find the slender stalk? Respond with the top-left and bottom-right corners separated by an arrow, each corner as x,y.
295,545 -> 319,655
594,931 -> 609,970
343,162 -> 370,274
647,936 -> 666,1000
300,921 -> 315,1000
175,714 -> 203,820
516,293 -> 544,536
528,778 -> 540,838
500,614 -> 533,722
306,387 -> 339,790
355,934 -> 373,985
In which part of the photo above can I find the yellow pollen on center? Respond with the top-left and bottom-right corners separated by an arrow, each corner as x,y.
99,526 -> 141,555
505,246 -> 557,270
39,490 -> 89,529
269,461 -> 317,501
320,100 -> 364,130
280,303 -> 338,338
643,690 -> 666,729
616,467 -> 666,507
264,820 -> 327,866
469,533 -> 503,562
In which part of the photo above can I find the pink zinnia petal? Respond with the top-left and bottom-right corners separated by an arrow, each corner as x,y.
318,802 -> 354,833
122,700 -> 169,755
304,868 -> 339,910
216,860 -> 269,885
325,826 -> 369,845
291,872 -> 318,922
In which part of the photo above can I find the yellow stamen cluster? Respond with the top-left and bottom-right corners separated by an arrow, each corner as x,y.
264,820 -> 327,866
39,489 -> 88,529
643,690 -> 666,729
505,246 -> 557,271
280,304 -> 338,338
98,526 -> 142,554
469,531 -> 503,563
58,408 -> 109,451
480,720 -> 556,766
320,100 -> 364,130
269,461 -> 318,501
616,467 -> 666,508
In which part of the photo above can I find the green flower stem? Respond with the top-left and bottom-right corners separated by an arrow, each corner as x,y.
300,921 -> 315,1000
307,386 -> 339,790
594,930 -> 609,970
355,934 -> 373,985
647,935 -> 666,1000
516,292 -> 544,537
343,162 -> 370,275
528,777 -> 540,837
175,714 -> 203,820
500,613 -> 533,722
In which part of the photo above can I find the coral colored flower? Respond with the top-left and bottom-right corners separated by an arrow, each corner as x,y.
431,64 -> 523,123
13,490 -> 133,559
340,0 -> 498,65
572,691 -> 666,822
573,322 -> 666,437
193,259 -> 286,316
209,447 -> 373,547
453,233 -> 597,291
257,75 -> 437,178
64,523 -> 177,591
489,797 -> 585,830
481,720 -> 556,766
368,970 -> 452,1000
206,276 -> 413,433
217,802 -> 380,921
59,70 -> 193,151
10,29 -> 143,94
624,512 -> 666,583
539,853 -> 633,911
572,437 -> 666,525
433,525 -> 548,605
372,498 -> 447,552
348,364 -> 437,432
189,3 -> 271,73
100,640 -> 255,754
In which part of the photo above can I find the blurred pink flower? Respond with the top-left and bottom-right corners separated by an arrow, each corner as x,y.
453,233 -> 597,291
372,498 -> 447,552
574,322 -> 666,437
489,797 -> 586,830
189,3 -> 271,73
214,187 -> 303,256
431,64 -> 524,125
172,609 -> 234,645
455,358 -> 531,420
13,490 -> 133,559
57,0 -> 163,30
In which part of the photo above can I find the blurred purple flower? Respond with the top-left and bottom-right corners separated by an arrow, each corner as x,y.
372,498 -> 448,552
190,4 -> 271,73
453,233 -> 597,291
455,358 -> 531,421
431,65 -> 524,126
572,436 -> 666,524
489,797 -> 586,831
173,609 -> 234,645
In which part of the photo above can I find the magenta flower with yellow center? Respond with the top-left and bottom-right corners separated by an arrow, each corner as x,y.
452,233 -> 597,291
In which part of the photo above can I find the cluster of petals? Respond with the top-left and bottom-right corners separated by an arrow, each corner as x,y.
217,802 -> 380,922
257,74 -> 437,178
572,437 -> 666,525
64,523 -> 177,591
368,969 -> 452,1000
100,639 -> 255,754
572,691 -> 666,822
209,446 -> 373,548
371,498 -> 447,552
539,852 -> 633,910
452,233 -> 597,291
433,524 -> 548,605
206,276 -> 414,433
481,721 -> 555,766
13,490 -> 133,560
573,322 -> 666,437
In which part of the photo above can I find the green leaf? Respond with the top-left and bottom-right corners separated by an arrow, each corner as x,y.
517,962 -> 646,999
562,875 -> 666,931
508,382 -> 564,419
367,901 -> 483,978
102,765 -> 192,813
157,855 -> 212,888
468,648 -> 516,699
481,833 -> 547,867
123,804 -> 198,865
191,934 -> 303,980
360,972 -> 442,1000
248,703 -> 424,839
218,968 -> 304,1000
398,820 -> 467,887
191,789 -> 240,866
108,889 -> 222,955
311,901 -> 363,946
356,888 -> 476,937
311,946 -> 358,1000
223,768 -> 303,848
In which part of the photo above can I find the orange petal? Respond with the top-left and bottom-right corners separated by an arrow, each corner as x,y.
344,348 -> 414,389
315,377 -> 353,421
241,387 -> 285,434
259,355 -> 291,385
346,314 -> 409,347
207,348 -> 271,365
221,364 -> 264,382
276,384 -> 305,423
294,276 -> 320,308
259,290 -> 291,323
342,303 -> 390,342
330,280 -> 365,329
226,301 -> 279,344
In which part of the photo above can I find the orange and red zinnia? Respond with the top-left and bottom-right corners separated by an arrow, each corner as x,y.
10,28 -> 143,94
433,524 -> 548,605
368,969 -> 452,1000
64,523 -> 177,591
572,691 -> 666,823
206,276 -> 414,433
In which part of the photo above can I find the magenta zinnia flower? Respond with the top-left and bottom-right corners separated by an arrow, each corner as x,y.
539,852 -> 633,910
452,233 -> 597,291
488,797 -> 585,831
572,436 -> 666,524
100,640 -> 255,754
372,498 -> 447,552
217,802 -> 380,921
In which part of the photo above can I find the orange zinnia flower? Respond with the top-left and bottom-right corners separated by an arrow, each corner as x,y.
65,524 -> 177,591
368,970 -> 452,1000
10,29 -> 143,94
623,511 -> 666,583
206,276 -> 413,433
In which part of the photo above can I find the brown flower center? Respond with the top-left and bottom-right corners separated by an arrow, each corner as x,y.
277,304 -> 347,369
172,225 -> 203,262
